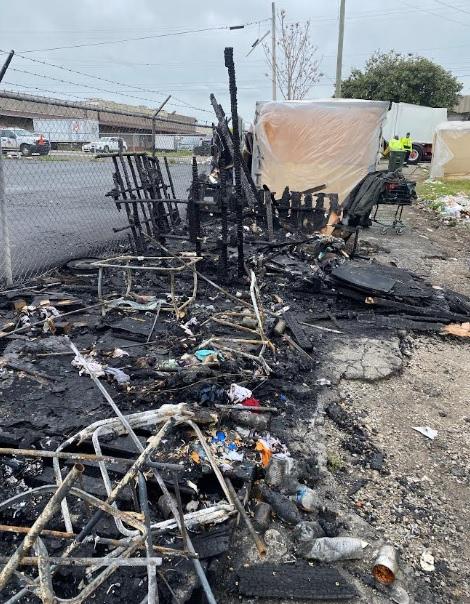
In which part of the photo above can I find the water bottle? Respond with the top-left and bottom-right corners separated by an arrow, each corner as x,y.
265,455 -> 297,490
295,485 -> 320,512
231,410 -> 269,430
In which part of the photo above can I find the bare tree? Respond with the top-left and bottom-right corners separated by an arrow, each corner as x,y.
264,9 -> 322,100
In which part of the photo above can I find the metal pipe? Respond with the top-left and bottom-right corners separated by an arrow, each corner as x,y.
0,446 -> 146,466
5,540 -> 145,604
139,473 -> 159,604
0,464 -> 84,590
0,556 -> 162,568
0,524 -> 75,540
335,0 -> 346,98
63,341 -> 217,602
68,421 -> 171,545
33,538 -> 54,604
92,425 -> 139,538
152,95 -> 172,158
0,137 -> 13,287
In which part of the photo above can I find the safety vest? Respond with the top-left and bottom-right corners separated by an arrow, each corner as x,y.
388,138 -> 403,151
400,137 -> 412,151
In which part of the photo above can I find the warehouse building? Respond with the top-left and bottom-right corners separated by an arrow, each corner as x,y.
0,90 -> 200,149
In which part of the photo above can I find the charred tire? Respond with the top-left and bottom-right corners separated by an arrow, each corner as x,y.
103,145 -> 110,153
407,144 -> 422,165
20,144 -> 32,157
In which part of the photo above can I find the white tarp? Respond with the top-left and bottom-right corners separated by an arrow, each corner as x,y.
430,121 -> 470,179
382,102 -> 447,144
252,99 -> 389,203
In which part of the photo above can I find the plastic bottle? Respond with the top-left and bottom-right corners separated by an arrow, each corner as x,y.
253,502 -> 272,532
295,485 -> 320,512
231,410 -> 269,430
259,484 -> 301,525
265,455 -> 297,489
298,536 -> 367,562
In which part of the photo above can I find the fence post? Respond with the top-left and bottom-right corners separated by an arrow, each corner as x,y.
0,141 -> 13,286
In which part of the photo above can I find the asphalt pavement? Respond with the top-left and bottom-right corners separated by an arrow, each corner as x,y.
1,157 -> 193,284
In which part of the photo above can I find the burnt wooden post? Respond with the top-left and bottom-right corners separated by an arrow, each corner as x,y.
224,47 -> 245,277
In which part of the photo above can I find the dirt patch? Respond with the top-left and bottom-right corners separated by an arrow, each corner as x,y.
324,335 -> 470,603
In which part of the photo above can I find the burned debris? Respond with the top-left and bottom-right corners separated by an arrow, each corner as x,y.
0,47 -> 469,604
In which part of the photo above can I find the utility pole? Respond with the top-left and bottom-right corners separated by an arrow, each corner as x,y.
0,50 -> 14,286
335,0 -> 346,98
271,2 -> 277,100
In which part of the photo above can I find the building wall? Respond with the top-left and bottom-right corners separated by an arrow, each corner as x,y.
0,92 -> 198,135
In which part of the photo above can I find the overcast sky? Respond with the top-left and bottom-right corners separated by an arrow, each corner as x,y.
1,0 -> 469,125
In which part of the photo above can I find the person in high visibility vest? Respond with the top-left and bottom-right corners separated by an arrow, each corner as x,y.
400,132 -> 413,163
388,135 -> 403,152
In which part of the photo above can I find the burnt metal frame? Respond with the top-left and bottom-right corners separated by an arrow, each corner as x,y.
92,255 -> 201,318
103,151 -> 181,253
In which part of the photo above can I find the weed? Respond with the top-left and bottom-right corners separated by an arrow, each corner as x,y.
327,451 -> 344,473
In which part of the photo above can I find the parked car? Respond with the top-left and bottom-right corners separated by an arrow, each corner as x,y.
193,138 -> 212,156
0,128 -> 50,156
82,137 -> 127,153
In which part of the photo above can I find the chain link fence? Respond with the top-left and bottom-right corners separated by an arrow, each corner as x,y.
0,91 -> 212,287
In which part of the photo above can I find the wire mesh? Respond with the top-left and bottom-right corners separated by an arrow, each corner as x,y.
0,91 -> 212,286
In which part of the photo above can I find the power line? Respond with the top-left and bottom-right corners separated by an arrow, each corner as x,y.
4,50 -> 246,116
432,0 -> 470,16
407,3 -> 470,28
8,67 -> 215,122
2,81 -> 86,100
19,19 -> 270,53
1,50 -> 212,116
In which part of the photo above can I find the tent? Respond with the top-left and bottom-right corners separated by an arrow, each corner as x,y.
430,121 -> 470,179
251,99 -> 389,203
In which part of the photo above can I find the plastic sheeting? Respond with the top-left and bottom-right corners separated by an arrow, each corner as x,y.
252,99 -> 389,203
430,121 -> 470,179
382,102 -> 447,144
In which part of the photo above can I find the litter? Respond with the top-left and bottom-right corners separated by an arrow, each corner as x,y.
71,354 -> 105,378
105,367 -> 131,385
412,426 -> 438,440
297,537 -> 368,562
420,551 -> 435,572
195,349 -> 221,363
228,383 -> 253,403
112,348 -> 130,358
295,485 -> 320,512
373,544 -> 399,585
256,439 -> 273,467
1,44 -> 469,604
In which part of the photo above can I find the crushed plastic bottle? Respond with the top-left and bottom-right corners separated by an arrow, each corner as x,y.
292,520 -> 325,542
265,454 -> 297,490
297,536 -> 368,562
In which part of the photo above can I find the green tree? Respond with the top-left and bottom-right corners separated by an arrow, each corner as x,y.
341,51 -> 462,109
